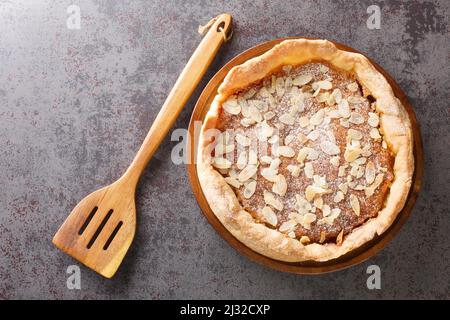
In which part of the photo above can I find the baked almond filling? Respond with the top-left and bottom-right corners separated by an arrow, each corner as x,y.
212,62 -> 394,244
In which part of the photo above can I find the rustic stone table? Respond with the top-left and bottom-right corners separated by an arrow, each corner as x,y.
0,0 -> 448,299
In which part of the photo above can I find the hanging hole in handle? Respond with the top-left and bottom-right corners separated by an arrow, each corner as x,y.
216,21 -> 226,32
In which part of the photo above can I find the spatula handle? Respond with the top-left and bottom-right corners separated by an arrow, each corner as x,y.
121,14 -> 232,186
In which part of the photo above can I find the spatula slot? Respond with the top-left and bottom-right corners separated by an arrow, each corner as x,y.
78,206 -> 98,235
103,221 -> 123,250
87,209 -> 113,249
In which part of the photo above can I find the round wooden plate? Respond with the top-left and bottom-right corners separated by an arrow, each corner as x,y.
186,38 -> 423,274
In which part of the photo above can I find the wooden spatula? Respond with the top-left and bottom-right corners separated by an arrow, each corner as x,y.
53,14 -> 232,278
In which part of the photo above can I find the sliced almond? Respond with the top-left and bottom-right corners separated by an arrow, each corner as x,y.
260,155 -> 272,164
296,147 -> 309,164
314,196 -> 323,209
333,191 -> 344,203
332,88 -> 342,103
349,112 -> 364,124
320,64 -> 330,73
277,146 -> 295,158
264,111 -> 276,121
299,116 -> 309,128
224,177 -> 241,188
287,164 -> 301,177
240,117 -> 256,127
349,194 -> 360,216
365,161 -> 376,184
305,185 -> 329,202
263,190 -> 283,211
321,205 -> 330,217
243,180 -> 257,199
303,213 -> 317,224
300,235 -> 311,245
238,165 -> 258,182
347,95 -> 365,104
337,99 -> 351,118
293,74 -> 313,86
370,128 -> 381,139
330,156 -> 340,167
222,97 -> 241,115
307,130 -> 320,141
268,134 -> 279,144
338,182 -> 348,194
272,174 -> 288,196
235,133 -> 251,147
261,168 -> 277,182
304,162 -> 314,178
368,112 -> 379,127
365,173 -> 384,197
307,148 -> 319,160
319,231 -> 326,243
279,220 -> 297,233
347,128 -> 363,141
284,134 -> 295,145
344,146 -> 362,163
310,109 -> 325,126
320,140 -> 340,155
275,77 -> 285,97
279,113 -> 295,125
261,206 -> 278,226
338,165 -> 347,177
382,140 -> 388,149
336,230 -> 344,245
236,151 -> 248,170
212,157 -> 232,169
314,80 -> 332,90
347,82 -> 359,92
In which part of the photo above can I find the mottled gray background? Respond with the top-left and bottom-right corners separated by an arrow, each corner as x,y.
0,0 -> 448,299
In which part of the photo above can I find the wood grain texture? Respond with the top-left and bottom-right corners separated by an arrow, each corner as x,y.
186,37 -> 424,274
53,14 -> 233,278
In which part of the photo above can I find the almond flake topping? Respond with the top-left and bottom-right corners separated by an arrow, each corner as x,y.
279,220 -> 297,233
224,177 -> 241,188
310,109 -> 325,126
365,161 -> 376,184
338,99 -> 351,118
368,112 -> 379,127
347,82 -> 359,92
287,164 -> 301,177
261,206 -> 278,226
300,236 -> 311,245
238,165 -> 258,182
304,162 -> 314,178
349,194 -> 360,216
236,151 -> 247,170
293,74 -> 313,86
313,80 -> 332,90
279,113 -> 295,125
235,133 -> 251,146
370,128 -> 381,139
299,116 -> 309,127
243,180 -> 257,199
222,97 -> 241,115
349,112 -> 364,124
264,190 -> 283,211
277,146 -> 295,158
212,157 -> 232,169
320,140 -> 340,155
272,174 -> 288,196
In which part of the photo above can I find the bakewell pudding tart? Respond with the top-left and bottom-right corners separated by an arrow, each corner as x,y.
196,39 -> 414,262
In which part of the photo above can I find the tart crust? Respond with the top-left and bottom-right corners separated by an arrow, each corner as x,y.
197,39 -> 414,262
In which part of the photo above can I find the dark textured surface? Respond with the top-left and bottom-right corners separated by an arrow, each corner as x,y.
0,0 -> 448,299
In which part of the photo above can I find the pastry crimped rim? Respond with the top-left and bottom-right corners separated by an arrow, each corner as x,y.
197,39 -> 414,262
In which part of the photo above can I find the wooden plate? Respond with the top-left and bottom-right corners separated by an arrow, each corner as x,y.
186,38 -> 423,274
